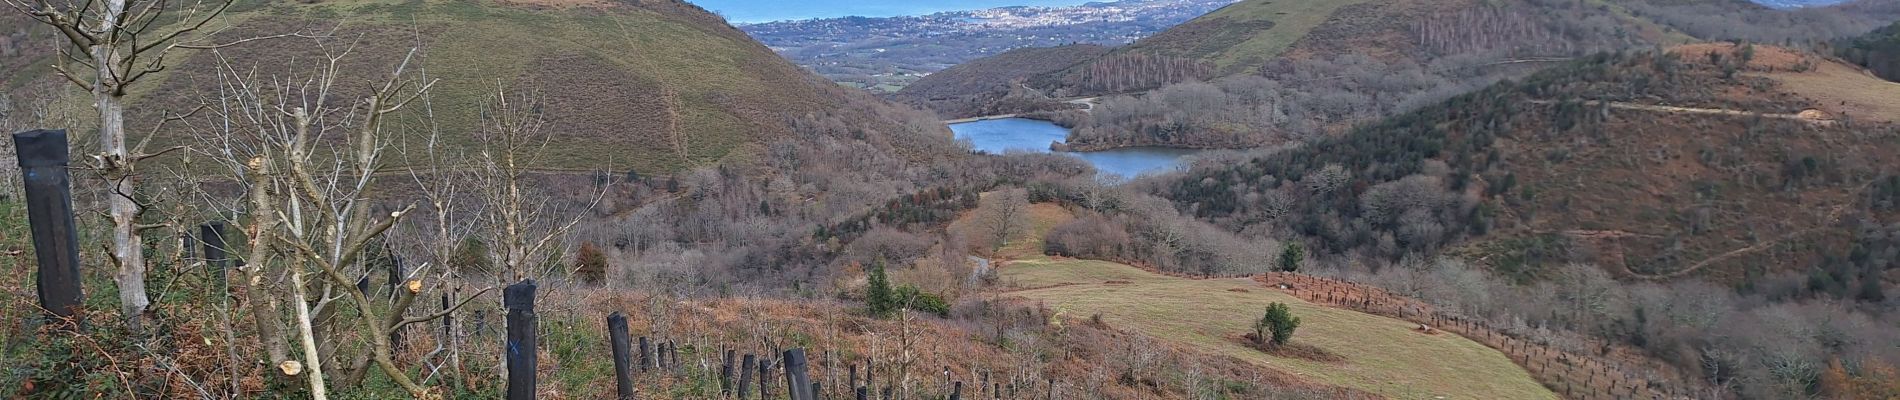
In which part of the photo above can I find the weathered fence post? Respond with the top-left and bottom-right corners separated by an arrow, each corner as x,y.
848,364 -> 858,392
15,129 -> 83,325
740,353 -> 756,399
608,312 -> 635,400
759,356 -> 774,399
784,348 -> 814,400
722,349 -> 736,395
505,280 -> 538,400
200,221 -> 229,282
639,336 -> 654,372
950,381 -> 962,400
388,255 -> 405,300
855,386 -> 868,400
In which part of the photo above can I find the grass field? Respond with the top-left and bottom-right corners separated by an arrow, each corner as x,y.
1765,59 -> 1900,123
1002,258 -> 1557,399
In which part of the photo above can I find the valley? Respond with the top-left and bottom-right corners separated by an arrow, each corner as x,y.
2,0 -> 1900,399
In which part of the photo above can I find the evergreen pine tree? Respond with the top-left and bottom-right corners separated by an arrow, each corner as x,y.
866,260 -> 895,318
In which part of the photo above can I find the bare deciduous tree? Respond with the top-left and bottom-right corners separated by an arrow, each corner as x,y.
979,188 -> 1028,254
0,0 -> 296,330
473,85 -> 604,282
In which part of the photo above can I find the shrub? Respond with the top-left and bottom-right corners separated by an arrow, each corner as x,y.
1256,302 -> 1301,346
574,242 -> 608,283
894,285 -> 951,318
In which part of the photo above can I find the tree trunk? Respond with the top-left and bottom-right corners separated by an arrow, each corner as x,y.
94,0 -> 150,332
243,157 -> 292,370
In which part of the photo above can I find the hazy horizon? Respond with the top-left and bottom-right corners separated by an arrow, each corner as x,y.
690,0 -> 1102,23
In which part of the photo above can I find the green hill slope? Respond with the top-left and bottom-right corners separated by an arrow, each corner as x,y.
4,0 -> 934,173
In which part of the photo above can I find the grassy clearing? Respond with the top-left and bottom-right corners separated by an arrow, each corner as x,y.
1002,259 -> 1556,399
972,201 -> 1551,398
1765,60 -> 1900,123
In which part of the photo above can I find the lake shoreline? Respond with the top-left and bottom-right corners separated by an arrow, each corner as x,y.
949,117 -> 1206,177
1052,140 -> 1248,153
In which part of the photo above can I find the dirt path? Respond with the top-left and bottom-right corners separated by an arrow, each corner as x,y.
1530,100 -> 1835,126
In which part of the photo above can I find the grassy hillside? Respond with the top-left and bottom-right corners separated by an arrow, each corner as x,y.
956,201 -> 1552,398
3,0 -> 931,173
1111,0 -> 1372,75
1003,259 -> 1556,399
894,44 -> 1108,118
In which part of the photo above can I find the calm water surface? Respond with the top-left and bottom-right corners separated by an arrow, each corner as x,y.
948,118 -> 1202,178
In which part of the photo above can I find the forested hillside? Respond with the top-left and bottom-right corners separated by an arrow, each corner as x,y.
1144,46 -> 1900,398
1838,20 -> 1900,81
929,0 -> 1900,150
893,44 -> 1109,118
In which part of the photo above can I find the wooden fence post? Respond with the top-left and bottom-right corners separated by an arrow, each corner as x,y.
722,349 -> 736,395
855,386 -> 868,400
387,255 -> 405,300
608,312 -> 635,400
200,221 -> 229,283
950,381 -> 962,400
760,357 -> 775,399
639,336 -> 653,372
784,348 -> 814,400
14,129 -> 83,325
740,353 -> 756,399
505,280 -> 538,400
